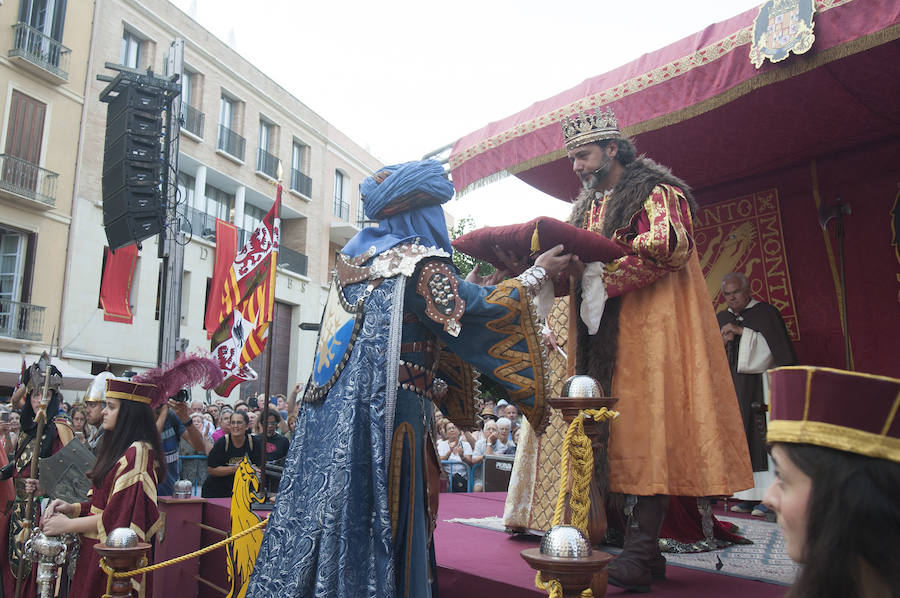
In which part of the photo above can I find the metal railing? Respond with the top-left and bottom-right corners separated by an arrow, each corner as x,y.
181,103 -> 204,138
0,154 -> 58,207
257,148 -> 278,178
0,299 -> 45,341
333,197 -> 350,221
278,246 -> 308,276
290,168 -> 312,197
180,205 -> 220,242
216,124 -> 245,161
9,22 -> 71,80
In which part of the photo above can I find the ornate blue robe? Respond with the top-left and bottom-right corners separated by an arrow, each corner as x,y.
246,243 -> 549,597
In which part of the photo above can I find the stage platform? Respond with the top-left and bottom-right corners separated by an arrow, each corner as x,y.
434,492 -> 788,598
154,492 -> 789,598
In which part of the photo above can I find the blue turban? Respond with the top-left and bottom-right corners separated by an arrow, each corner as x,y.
343,160 -> 455,259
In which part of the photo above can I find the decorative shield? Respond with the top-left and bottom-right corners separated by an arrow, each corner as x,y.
304,274 -> 366,403
39,440 -> 96,504
749,0 -> 816,68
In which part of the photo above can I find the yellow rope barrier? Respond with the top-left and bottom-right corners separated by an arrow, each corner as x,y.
534,407 -> 619,598
99,517 -> 268,584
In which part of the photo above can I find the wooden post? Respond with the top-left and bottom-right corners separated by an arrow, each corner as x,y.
93,542 -> 152,598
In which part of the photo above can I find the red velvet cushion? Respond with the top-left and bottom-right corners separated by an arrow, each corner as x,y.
452,217 -> 624,269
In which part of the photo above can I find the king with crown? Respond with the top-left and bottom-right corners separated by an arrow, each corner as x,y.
505,107 -> 754,592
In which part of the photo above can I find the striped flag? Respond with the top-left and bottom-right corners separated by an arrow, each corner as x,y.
210,188 -> 281,396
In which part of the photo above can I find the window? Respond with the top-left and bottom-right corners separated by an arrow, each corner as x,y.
217,94 -> 245,160
121,30 -> 142,69
181,70 -> 193,107
333,170 -> 349,220
2,90 -> 53,202
242,204 -> 265,234
0,229 -> 27,306
219,95 -> 234,129
290,141 -> 311,196
257,119 -> 277,177
19,0 -> 67,42
205,185 -> 234,221
179,69 -> 204,137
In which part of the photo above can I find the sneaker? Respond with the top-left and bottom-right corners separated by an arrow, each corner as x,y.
730,501 -> 754,513
751,504 -> 770,517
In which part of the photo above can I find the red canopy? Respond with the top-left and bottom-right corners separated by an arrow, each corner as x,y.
449,0 -> 900,203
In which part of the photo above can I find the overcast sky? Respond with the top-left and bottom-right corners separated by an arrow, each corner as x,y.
171,0 -> 764,225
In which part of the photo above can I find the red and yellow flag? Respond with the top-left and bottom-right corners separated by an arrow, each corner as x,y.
210,187 -> 281,396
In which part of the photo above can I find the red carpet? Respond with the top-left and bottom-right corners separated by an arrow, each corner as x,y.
435,492 -> 787,598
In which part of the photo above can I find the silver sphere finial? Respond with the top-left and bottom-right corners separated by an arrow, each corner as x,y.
540,525 -> 593,558
106,527 -> 139,548
561,375 -> 603,398
173,479 -> 193,499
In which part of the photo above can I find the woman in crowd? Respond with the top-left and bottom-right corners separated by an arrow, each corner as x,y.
212,409 -> 232,442
70,405 -> 87,443
763,366 -> 900,598
40,378 -> 164,598
437,422 -> 474,492
202,410 -> 259,498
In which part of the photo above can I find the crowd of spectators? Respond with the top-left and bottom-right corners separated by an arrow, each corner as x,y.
433,397 -> 521,493
0,382 -> 304,499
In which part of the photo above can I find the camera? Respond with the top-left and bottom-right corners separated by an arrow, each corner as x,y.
0,411 -> 8,423
171,389 -> 190,403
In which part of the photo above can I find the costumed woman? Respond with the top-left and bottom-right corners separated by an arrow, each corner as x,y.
762,366 -> 900,598
247,159 -> 573,597
40,378 -> 164,598
0,356 -> 74,597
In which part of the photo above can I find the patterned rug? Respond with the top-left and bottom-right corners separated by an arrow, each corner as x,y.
445,515 -> 800,586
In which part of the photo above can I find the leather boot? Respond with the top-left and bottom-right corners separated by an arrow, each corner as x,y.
608,495 -> 670,593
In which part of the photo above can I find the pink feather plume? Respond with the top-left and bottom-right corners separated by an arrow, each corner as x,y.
133,352 -> 224,407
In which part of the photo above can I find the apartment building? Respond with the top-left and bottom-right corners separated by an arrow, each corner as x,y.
0,0 -> 95,394
55,0 -> 380,401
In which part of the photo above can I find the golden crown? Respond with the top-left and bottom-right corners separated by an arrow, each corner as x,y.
562,107 -> 621,150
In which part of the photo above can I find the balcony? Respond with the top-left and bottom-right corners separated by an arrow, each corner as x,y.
256,148 -> 278,179
181,104 -> 204,138
278,246 -> 308,276
0,155 -> 58,209
290,168 -> 312,198
180,205 -> 218,242
217,124 -> 245,162
0,299 -> 45,342
9,22 -> 71,83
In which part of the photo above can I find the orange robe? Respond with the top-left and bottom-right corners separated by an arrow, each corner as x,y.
591,184 -> 752,496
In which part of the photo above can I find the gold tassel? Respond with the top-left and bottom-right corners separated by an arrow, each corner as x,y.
531,222 -> 541,254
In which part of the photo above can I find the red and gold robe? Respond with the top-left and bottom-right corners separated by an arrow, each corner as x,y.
594,184 -> 752,495
69,441 -> 161,598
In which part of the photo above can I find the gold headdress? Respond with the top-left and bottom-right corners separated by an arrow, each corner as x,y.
561,107 -> 621,151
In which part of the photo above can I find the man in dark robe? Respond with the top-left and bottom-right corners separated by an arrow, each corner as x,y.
718,272 -> 796,515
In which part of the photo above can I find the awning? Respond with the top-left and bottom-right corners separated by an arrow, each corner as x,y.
0,352 -> 95,392
449,0 -> 900,202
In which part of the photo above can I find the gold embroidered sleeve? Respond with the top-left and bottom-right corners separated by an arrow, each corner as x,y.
602,184 -> 695,297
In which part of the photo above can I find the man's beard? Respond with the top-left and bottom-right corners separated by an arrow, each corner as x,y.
580,155 -> 611,190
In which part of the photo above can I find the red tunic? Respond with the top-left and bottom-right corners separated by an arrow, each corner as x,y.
69,442 -> 161,598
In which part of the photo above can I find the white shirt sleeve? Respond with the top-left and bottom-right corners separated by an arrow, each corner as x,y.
580,262 -> 608,335
737,327 -> 775,374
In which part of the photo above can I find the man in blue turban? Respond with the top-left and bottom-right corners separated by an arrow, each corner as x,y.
247,160 -> 572,597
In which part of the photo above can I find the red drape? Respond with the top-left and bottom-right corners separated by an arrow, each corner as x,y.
205,219 -> 237,339
100,244 -> 138,323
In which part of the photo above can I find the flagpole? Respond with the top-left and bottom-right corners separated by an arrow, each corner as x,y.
259,163 -> 283,499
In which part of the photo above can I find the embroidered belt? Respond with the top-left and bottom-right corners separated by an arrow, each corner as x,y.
397,359 -> 448,401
